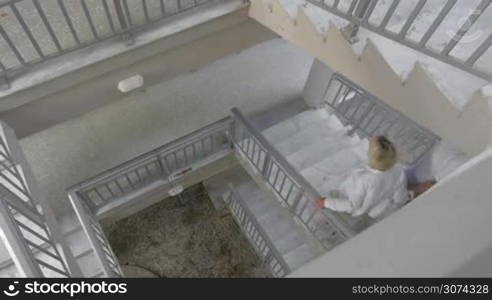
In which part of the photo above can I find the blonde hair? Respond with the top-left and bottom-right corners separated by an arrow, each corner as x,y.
368,136 -> 397,171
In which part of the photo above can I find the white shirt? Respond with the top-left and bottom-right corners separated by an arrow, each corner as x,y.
324,163 -> 409,218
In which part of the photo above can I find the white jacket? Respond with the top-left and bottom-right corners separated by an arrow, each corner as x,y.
324,164 -> 409,219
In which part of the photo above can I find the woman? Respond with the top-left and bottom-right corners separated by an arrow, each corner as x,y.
315,135 -> 409,219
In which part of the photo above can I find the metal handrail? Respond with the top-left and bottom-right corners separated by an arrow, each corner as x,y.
231,109 -> 320,204
0,0 -> 219,84
0,124 -> 73,277
324,73 -> 440,166
69,192 -> 123,277
231,107 -> 355,241
306,0 -> 492,81
68,117 -> 233,212
69,117 -> 232,192
226,184 -> 290,277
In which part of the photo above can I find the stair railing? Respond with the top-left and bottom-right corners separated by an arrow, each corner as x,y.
230,108 -> 355,249
225,184 -> 290,277
69,117 -> 233,215
306,0 -> 492,81
323,73 -> 440,166
67,117 -> 233,277
69,192 -> 123,277
0,121 -> 81,277
0,0 -> 219,89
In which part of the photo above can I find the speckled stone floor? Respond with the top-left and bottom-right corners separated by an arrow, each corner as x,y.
104,184 -> 268,278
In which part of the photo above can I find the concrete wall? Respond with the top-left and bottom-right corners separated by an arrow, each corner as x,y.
302,59 -> 334,108
0,6 -> 276,138
291,147 -> 492,277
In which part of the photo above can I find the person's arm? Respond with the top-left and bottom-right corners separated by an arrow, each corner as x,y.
323,197 -> 353,213
315,174 -> 368,214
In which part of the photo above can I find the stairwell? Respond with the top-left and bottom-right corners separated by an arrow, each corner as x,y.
0,0 -> 491,278
249,0 -> 492,156
204,167 -> 324,274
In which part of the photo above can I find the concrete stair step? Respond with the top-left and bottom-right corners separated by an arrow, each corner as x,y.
283,242 -> 320,271
273,231 -> 308,256
257,208 -> 301,242
272,120 -> 348,157
286,136 -> 356,171
262,110 -> 328,145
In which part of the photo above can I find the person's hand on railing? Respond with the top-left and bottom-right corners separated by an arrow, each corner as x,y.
314,198 -> 326,209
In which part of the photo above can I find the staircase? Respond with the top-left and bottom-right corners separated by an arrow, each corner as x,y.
260,109 -> 371,231
204,167 -> 324,276
0,217 -> 103,278
1,0 -> 489,278
249,0 -> 492,156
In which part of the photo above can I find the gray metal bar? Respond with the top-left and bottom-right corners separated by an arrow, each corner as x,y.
26,240 -> 63,262
418,0 -> 456,47
0,149 -> 35,207
70,193 -> 120,277
15,219 -> 52,245
0,185 -> 44,227
0,196 -> 43,277
0,24 -> 25,64
354,0 -> 372,19
142,0 -> 150,22
362,0 -> 378,21
466,32 -> 492,66
94,187 -> 105,203
160,0 -> 166,16
398,0 -> 426,39
104,183 -> 114,198
102,0 -> 116,33
122,0 -> 133,27
35,258 -> 69,276
113,0 -> 128,30
57,0 -> 80,45
0,157 -> 28,192
347,0 -> 358,16
81,0 -> 99,39
0,168 -> 32,201
379,0 -> 399,29
441,0 -> 492,56
10,3 -> 44,58
33,0 -> 62,52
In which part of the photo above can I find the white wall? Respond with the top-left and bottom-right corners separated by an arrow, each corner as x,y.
302,59 -> 334,108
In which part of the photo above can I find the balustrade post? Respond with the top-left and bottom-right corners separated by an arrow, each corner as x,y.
342,0 -> 372,43
0,74 -> 10,91
113,0 -> 134,44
